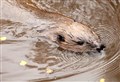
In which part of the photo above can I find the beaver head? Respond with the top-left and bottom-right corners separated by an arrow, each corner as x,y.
42,22 -> 105,53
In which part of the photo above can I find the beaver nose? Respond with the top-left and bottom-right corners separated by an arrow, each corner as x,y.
96,44 -> 106,52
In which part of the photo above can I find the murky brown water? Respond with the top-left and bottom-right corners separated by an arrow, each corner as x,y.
0,0 -> 120,82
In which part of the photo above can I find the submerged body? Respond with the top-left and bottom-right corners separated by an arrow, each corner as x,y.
1,0 -> 105,53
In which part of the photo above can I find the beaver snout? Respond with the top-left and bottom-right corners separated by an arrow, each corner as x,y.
88,42 -> 105,53
88,41 -> 106,53
96,44 -> 106,52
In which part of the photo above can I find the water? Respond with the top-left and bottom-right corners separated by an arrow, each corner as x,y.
0,0 -> 120,82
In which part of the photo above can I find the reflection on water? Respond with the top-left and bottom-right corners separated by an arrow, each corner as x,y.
1,0 -> 120,82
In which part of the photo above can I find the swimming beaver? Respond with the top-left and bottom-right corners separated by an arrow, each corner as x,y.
1,0 -> 105,53
41,21 -> 105,53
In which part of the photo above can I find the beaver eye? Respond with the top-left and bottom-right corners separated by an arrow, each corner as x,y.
57,35 -> 65,42
76,41 -> 84,45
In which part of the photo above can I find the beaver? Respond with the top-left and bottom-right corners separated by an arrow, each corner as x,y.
1,0 -> 105,53
41,21 -> 105,53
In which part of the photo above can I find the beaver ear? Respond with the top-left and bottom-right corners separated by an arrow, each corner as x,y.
57,35 -> 65,42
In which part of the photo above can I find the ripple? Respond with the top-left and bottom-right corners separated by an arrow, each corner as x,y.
1,0 -> 120,81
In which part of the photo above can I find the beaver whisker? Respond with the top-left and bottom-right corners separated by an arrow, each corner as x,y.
77,37 -> 82,41
68,34 -> 73,38
70,32 -> 74,37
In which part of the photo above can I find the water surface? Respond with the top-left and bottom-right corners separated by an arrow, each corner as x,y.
0,0 -> 120,82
